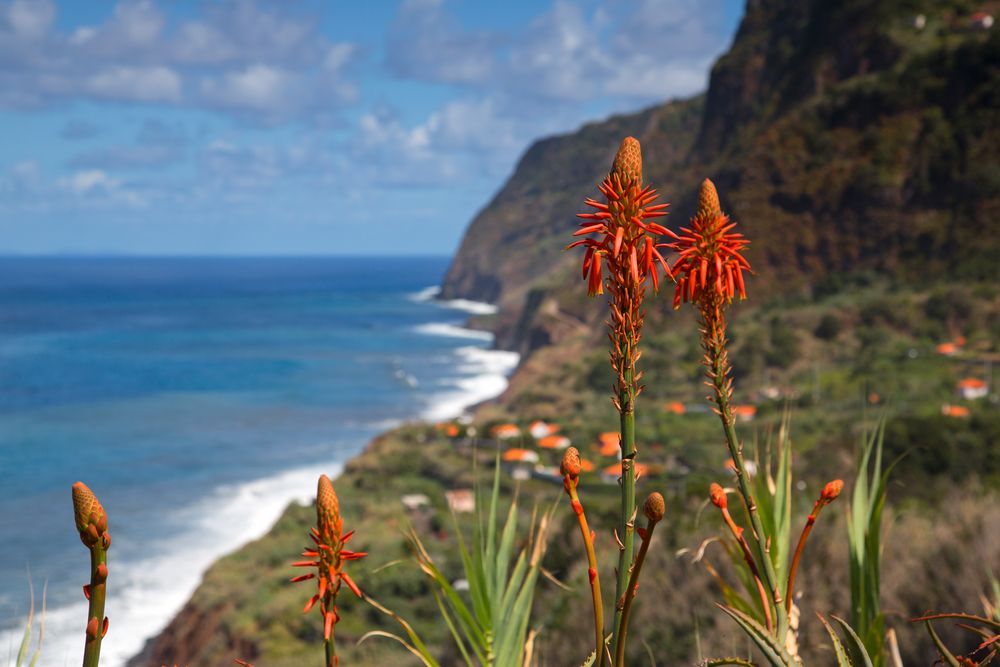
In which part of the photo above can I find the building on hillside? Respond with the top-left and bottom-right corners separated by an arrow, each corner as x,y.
957,377 -> 988,400
942,404 -> 971,418
664,401 -> 686,415
445,489 -> 475,513
913,13 -> 926,29
732,405 -> 757,422
491,423 -> 521,440
528,420 -> 559,439
971,11 -> 994,29
596,432 -> 620,458
538,435 -> 571,450
502,448 -> 540,480
936,342 -> 959,356
601,462 -> 650,484
400,493 -> 431,512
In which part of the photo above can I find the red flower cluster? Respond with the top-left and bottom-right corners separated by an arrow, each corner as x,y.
568,136 -> 672,296
292,475 -> 366,654
661,178 -> 751,310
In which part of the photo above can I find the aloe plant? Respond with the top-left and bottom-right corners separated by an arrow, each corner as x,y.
847,419 -> 893,666
365,453 -> 552,667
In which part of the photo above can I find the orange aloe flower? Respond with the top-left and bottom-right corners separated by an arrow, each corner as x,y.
292,475 -> 366,665
567,136 -> 672,297
660,178 -> 751,310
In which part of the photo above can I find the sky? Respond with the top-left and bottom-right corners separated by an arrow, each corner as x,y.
0,0 -> 744,256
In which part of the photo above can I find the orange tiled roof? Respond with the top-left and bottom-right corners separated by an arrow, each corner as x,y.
943,405 -> 970,418
958,378 -> 987,390
733,405 -> 757,417
602,462 -> 650,477
538,435 -> 570,449
664,401 -> 685,414
502,448 -> 538,462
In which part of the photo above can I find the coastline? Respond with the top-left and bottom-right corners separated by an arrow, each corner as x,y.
0,288 -> 518,667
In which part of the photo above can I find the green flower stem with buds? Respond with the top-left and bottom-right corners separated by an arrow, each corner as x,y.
614,493 -> 664,667
72,482 -> 110,667
708,349 -> 789,641
614,360 -> 637,656
83,543 -> 108,667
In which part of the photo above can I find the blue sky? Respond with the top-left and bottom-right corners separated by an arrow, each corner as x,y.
0,0 -> 743,255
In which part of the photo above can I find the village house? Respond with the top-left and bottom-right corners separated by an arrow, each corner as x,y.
502,448 -> 540,480
538,434 -> 571,450
445,489 -> 475,514
491,423 -> 521,440
942,404 -> 971,418
971,11 -> 994,30
957,377 -> 988,400
528,420 -> 559,439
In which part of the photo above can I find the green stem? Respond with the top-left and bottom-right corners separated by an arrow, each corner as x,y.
614,519 -> 656,667
712,355 -> 789,641
612,366 -> 637,659
82,544 -> 107,667
326,630 -> 336,667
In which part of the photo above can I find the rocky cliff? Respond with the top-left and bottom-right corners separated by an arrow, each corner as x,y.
442,0 -> 1000,357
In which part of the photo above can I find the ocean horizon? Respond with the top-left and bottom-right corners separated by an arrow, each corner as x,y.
0,256 -> 518,666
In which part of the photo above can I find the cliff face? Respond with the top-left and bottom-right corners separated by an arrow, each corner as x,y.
441,0 -> 1000,356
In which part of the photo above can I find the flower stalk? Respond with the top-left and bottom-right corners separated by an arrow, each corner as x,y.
568,136 -> 671,656
786,479 -> 843,614
663,179 -> 789,638
293,474 -> 366,667
72,481 -> 110,667
710,483 -> 773,632
613,492 -> 665,667
561,448 -> 605,666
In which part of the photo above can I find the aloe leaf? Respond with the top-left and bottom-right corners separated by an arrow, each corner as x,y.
432,589 -> 477,667
717,604 -> 795,667
816,615 -> 852,667
832,615 -> 874,667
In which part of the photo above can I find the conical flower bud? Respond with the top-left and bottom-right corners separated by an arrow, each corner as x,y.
72,481 -> 106,539
697,178 -> 721,218
561,447 -> 582,479
612,136 -> 642,184
316,474 -> 341,538
643,492 -> 665,522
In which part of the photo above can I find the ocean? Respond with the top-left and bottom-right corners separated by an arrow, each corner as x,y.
0,256 -> 518,666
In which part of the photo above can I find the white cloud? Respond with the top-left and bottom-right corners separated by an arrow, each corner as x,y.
0,0 -> 359,123
61,169 -> 120,194
7,0 -> 55,38
86,66 -> 182,104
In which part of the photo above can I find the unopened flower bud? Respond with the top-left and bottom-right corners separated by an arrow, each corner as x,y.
72,482 -> 107,545
821,479 -> 844,503
611,137 -> 642,184
643,492 -> 665,523
709,483 -> 727,509
697,178 -> 721,218
316,474 -> 342,539
561,447 -> 582,479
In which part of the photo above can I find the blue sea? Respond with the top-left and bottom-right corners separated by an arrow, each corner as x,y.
0,257 -> 517,666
